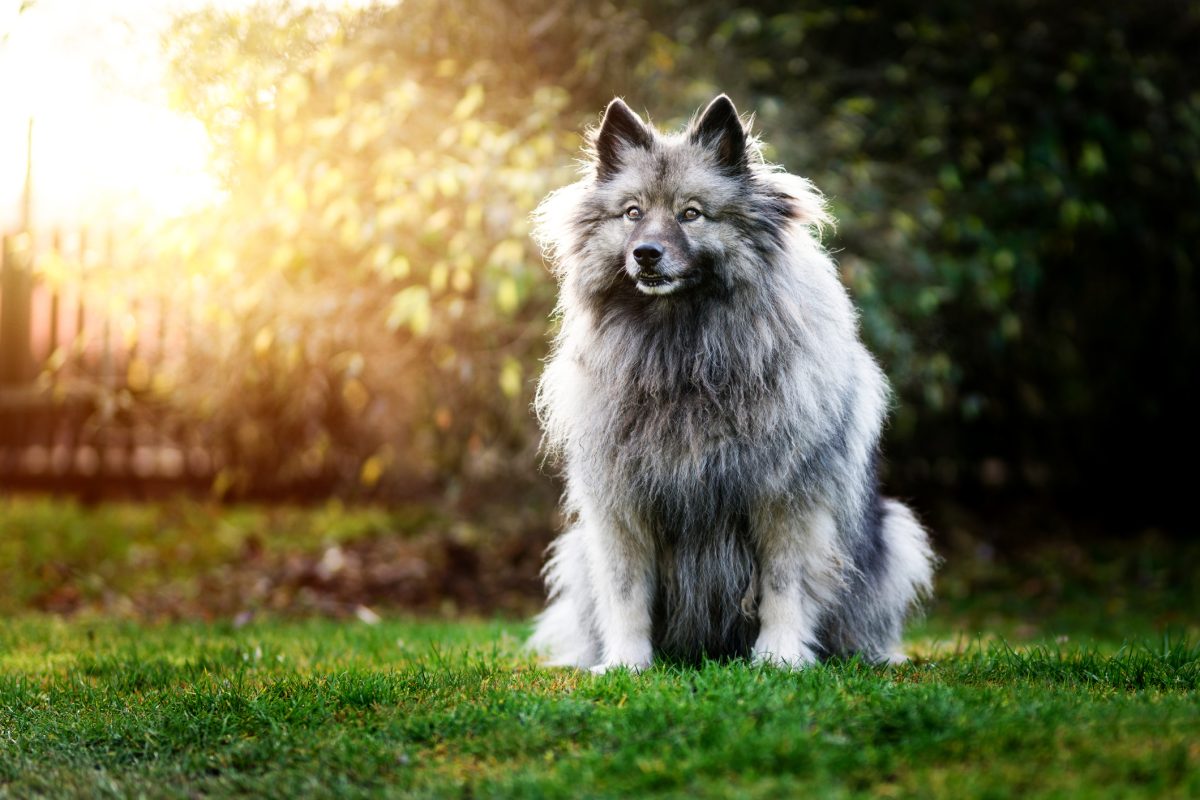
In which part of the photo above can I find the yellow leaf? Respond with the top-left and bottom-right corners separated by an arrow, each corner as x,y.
437,170 -> 460,197
254,327 -> 274,356
417,175 -> 438,200
489,239 -> 524,268
410,303 -> 431,336
283,121 -> 302,146
464,203 -> 483,230
269,244 -> 295,271
387,286 -> 431,335
344,62 -> 371,91
212,470 -> 236,499
339,216 -> 362,249
497,278 -> 519,314
257,128 -> 276,164
126,358 -> 151,392
451,267 -> 472,293
237,119 -> 257,156
214,250 -> 237,275
389,254 -> 411,279
281,73 -> 308,103
499,358 -> 522,398
360,455 -> 384,487
460,119 -> 483,148
342,378 -> 370,415
430,263 -> 449,293
452,84 -> 485,121
284,182 -> 307,213
151,373 -> 173,397
427,208 -> 453,233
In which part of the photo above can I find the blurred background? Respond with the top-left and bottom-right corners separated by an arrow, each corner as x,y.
1,0 -> 1197,633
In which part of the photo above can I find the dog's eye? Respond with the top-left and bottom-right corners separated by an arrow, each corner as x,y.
681,208 -> 702,221
624,206 -> 642,221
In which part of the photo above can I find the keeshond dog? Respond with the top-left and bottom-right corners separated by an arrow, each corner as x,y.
529,95 -> 935,672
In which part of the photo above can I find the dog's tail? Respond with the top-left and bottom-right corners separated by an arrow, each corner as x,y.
879,498 -> 937,612
871,498 -> 937,663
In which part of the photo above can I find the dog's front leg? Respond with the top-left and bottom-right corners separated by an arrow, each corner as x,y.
582,508 -> 654,673
752,504 -> 843,668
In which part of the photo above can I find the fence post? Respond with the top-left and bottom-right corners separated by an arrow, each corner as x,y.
48,229 -> 61,361
0,234 -> 35,386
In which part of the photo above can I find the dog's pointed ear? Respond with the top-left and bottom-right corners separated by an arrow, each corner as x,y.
691,94 -> 747,172
595,98 -> 652,181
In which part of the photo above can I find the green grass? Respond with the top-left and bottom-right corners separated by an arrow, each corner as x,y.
2,497 -> 1198,797
0,497 -> 442,615
1,618 -> 1198,799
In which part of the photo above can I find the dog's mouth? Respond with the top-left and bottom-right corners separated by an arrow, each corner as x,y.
634,269 -> 691,295
637,270 -> 672,287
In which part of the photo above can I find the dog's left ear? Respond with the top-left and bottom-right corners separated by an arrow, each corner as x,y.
690,94 -> 748,172
595,98 -> 653,181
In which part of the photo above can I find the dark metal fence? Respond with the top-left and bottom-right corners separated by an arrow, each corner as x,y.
0,229 -> 213,496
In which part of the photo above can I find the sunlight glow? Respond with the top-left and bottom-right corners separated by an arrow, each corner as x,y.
0,1 -> 225,227
0,0 -> 377,229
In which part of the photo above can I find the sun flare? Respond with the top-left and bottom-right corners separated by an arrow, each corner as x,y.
0,2 -> 222,228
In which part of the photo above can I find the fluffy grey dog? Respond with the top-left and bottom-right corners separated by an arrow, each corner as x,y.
529,95 -> 934,672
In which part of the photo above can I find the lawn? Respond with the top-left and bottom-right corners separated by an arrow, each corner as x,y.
2,619 -> 1197,798
1,498 -> 1198,798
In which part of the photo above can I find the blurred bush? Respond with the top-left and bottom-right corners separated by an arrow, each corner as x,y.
155,1 -> 1198,519
158,1 -> 646,500
652,1 -> 1200,517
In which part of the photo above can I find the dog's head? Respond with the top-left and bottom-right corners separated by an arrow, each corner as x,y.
533,95 -> 828,311
586,95 -> 754,298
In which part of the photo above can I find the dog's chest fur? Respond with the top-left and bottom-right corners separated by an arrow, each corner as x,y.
584,328 -> 785,663
584,303 -> 816,508
564,271 -> 855,662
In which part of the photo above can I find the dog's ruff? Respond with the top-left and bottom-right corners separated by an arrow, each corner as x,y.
528,95 -> 935,671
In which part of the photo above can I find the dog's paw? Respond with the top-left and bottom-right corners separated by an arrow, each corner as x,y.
589,658 -> 651,675
590,641 -> 653,675
752,632 -> 817,669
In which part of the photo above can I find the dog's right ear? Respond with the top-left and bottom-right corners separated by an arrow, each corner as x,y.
594,98 -> 652,181
691,94 -> 747,172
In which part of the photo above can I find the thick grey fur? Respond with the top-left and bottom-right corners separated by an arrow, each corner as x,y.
528,95 -> 935,671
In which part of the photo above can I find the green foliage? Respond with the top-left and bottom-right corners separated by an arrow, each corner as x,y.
155,1 -> 1200,507
158,1 -> 631,497
625,1 -> 1200,500
2,619 -> 1199,798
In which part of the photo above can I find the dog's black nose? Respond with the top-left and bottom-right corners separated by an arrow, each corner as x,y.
633,242 -> 664,266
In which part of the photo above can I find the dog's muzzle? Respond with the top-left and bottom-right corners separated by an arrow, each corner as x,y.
631,241 -> 685,294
